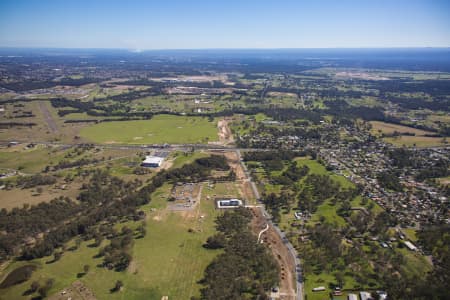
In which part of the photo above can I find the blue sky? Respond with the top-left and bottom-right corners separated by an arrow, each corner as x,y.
0,0 -> 449,49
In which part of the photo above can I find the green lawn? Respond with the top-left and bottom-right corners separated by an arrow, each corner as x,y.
304,272 -> 359,300
80,115 -> 218,144
309,199 -> 347,227
402,228 -> 418,242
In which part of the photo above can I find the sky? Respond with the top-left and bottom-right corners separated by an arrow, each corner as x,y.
0,0 -> 449,49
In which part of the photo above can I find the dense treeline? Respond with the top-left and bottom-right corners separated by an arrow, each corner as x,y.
0,122 -> 36,129
198,208 -> 279,300
0,77 -> 101,92
387,95 -> 450,112
374,79 -> 450,98
94,87 -> 157,103
324,100 -> 385,121
243,151 -> 297,162
47,157 -> 100,171
16,174 -> 57,189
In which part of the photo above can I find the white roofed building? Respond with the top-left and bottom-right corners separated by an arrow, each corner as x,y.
141,155 -> 164,168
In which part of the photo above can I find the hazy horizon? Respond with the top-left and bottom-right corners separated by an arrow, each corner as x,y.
1,0 -> 449,49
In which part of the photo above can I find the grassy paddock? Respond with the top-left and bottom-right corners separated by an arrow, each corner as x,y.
370,121 -> 448,147
384,136 -> 447,147
80,115 -> 218,144
370,121 -> 433,136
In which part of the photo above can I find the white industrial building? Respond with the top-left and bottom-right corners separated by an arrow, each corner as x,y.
216,199 -> 243,209
141,155 -> 164,168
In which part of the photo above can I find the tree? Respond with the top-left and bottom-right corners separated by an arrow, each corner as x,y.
136,223 -> 146,238
29,281 -> 40,293
94,234 -> 104,247
53,251 -> 62,262
75,237 -> 82,249
38,278 -> 54,298
111,280 -> 123,292
83,264 -> 90,274
204,233 -> 226,249
334,271 -> 345,288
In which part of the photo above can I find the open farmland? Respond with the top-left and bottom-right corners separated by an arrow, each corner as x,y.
80,115 -> 218,144
370,121 -> 448,147
370,121 -> 436,136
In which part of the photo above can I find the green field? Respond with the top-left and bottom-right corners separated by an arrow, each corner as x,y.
0,146 -> 66,174
80,115 -> 218,144
0,183 -> 222,300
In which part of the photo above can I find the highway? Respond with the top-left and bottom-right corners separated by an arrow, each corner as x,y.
0,139 -> 277,153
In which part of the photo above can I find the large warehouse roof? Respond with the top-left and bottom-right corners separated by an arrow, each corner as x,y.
141,155 -> 164,167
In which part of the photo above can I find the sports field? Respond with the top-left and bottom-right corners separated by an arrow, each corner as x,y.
80,115 -> 218,144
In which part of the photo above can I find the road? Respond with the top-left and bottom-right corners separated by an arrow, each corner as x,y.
236,150 -> 304,300
0,140 -> 282,153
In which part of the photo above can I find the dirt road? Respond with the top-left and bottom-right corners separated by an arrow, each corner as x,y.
251,207 -> 297,300
223,151 -> 255,202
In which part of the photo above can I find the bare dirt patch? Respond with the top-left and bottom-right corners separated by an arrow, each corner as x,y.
267,91 -> 298,98
217,118 -> 234,145
48,280 -> 96,300
222,151 -> 255,202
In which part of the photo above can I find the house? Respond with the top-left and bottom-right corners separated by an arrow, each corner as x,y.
360,291 -> 372,300
141,155 -> 164,168
347,294 -> 358,300
404,241 -> 417,251
375,291 -> 388,300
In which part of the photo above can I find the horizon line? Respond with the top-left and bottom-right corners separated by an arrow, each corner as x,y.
1,46 -> 450,51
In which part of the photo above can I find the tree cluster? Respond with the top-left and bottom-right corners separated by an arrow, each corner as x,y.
199,208 -> 279,300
